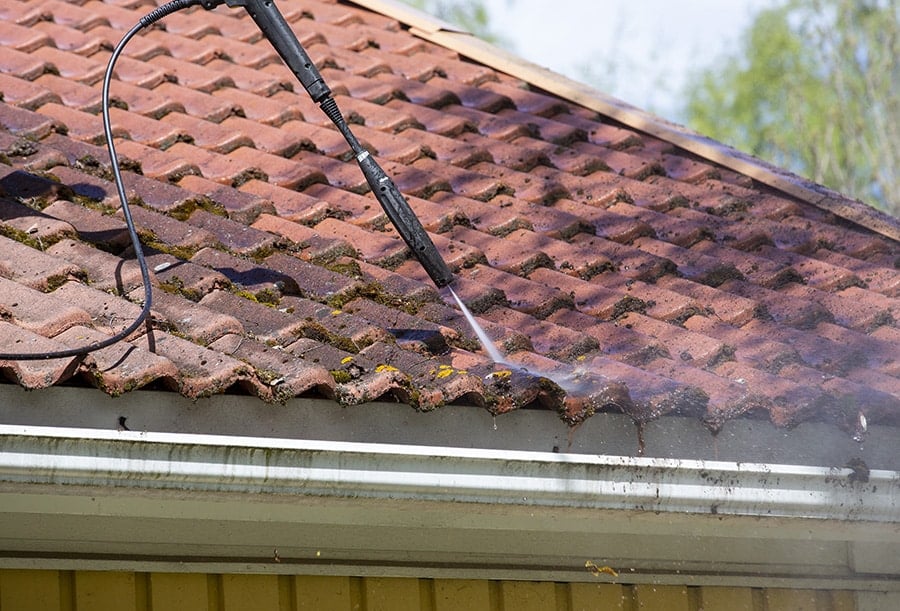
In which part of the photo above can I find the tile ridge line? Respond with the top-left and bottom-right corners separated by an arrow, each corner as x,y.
348,0 -> 899,242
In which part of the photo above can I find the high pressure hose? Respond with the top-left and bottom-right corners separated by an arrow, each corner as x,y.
0,0 -> 453,361
219,0 -> 454,288
0,0 -> 205,360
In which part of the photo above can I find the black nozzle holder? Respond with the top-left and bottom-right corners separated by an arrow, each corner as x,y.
355,150 -> 454,287
218,0 -> 331,103
207,0 -> 454,288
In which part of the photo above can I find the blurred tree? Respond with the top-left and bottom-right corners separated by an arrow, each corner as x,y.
401,0 -> 510,45
684,0 -> 899,215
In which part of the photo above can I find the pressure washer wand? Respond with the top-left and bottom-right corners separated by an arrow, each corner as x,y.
208,0 -> 454,288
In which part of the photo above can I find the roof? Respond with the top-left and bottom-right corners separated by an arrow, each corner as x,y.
0,0 -> 898,442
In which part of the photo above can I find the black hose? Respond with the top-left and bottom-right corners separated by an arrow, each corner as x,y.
0,0 -> 204,360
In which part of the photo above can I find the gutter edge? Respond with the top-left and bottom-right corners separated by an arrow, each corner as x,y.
1,424 -> 897,523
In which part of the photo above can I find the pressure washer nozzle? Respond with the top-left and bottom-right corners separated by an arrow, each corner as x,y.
211,0 -> 454,288
356,152 -> 454,288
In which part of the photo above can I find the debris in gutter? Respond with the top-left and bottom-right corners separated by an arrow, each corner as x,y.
585,560 -> 619,578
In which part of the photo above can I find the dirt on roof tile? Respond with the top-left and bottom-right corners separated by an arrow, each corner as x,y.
47,239 -> 149,294
0,0 -> 896,441
0,103 -> 59,139
0,195 -> 75,244
50,280 -> 146,338
0,321 -> 81,387
0,72 -> 60,111
198,288 -> 305,345
0,233 -> 83,291
123,204 -> 218,253
34,19 -> 107,56
146,250 -> 230,299
207,333 -> 335,402
138,329 -> 254,399
0,275 -> 92,336
42,199 -> 130,249
252,213 -> 355,263
57,324 -> 179,395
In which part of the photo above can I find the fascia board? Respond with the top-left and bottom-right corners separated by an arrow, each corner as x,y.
344,0 -> 465,34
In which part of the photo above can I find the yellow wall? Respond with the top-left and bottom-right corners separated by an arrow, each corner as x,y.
0,570 -> 856,611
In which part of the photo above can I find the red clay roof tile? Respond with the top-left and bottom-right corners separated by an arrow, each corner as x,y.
0,0 -> 45,27
0,196 -> 74,245
34,132 -> 105,167
161,113 -> 253,154
153,82 -> 239,123
134,286 -> 244,345
300,183 -> 384,227
198,289 -> 304,346
38,0 -> 109,31
207,333 -> 335,402
33,20 -> 107,56
0,0 -> 896,443
137,329 -> 254,399
208,58 -> 293,96
42,199 -> 130,249
104,53 -> 172,88
143,29 -> 226,65
50,280 -> 147,339
384,98 -> 474,136
190,246 -> 291,297
0,321 -> 81,387
122,204 -> 217,253
0,275 -> 91,336
210,87 -> 309,127
227,145 -> 327,188
47,239 -> 149,294
30,45 -> 105,85
0,233 -> 82,290
146,250 -> 230,299
251,213 -> 354,262
177,174 -> 274,223
0,100 -> 59,138
93,24 -> 167,61
240,182 -> 327,224
45,165 -> 128,209
186,208 -> 279,256
37,102 -> 119,145
56,324 -> 179,396
153,55 -> 236,93
0,73 -> 60,110
290,149 -> 366,192
0,20 -> 51,52
219,114 -> 313,157
32,74 -> 102,113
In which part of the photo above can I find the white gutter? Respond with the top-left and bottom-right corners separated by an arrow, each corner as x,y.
0,424 -> 896,521
1,424 -> 899,586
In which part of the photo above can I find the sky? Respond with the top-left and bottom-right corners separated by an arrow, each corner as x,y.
472,0 -> 782,123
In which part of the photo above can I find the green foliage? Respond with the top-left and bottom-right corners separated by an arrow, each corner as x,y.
401,0 -> 508,45
685,0 -> 899,215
